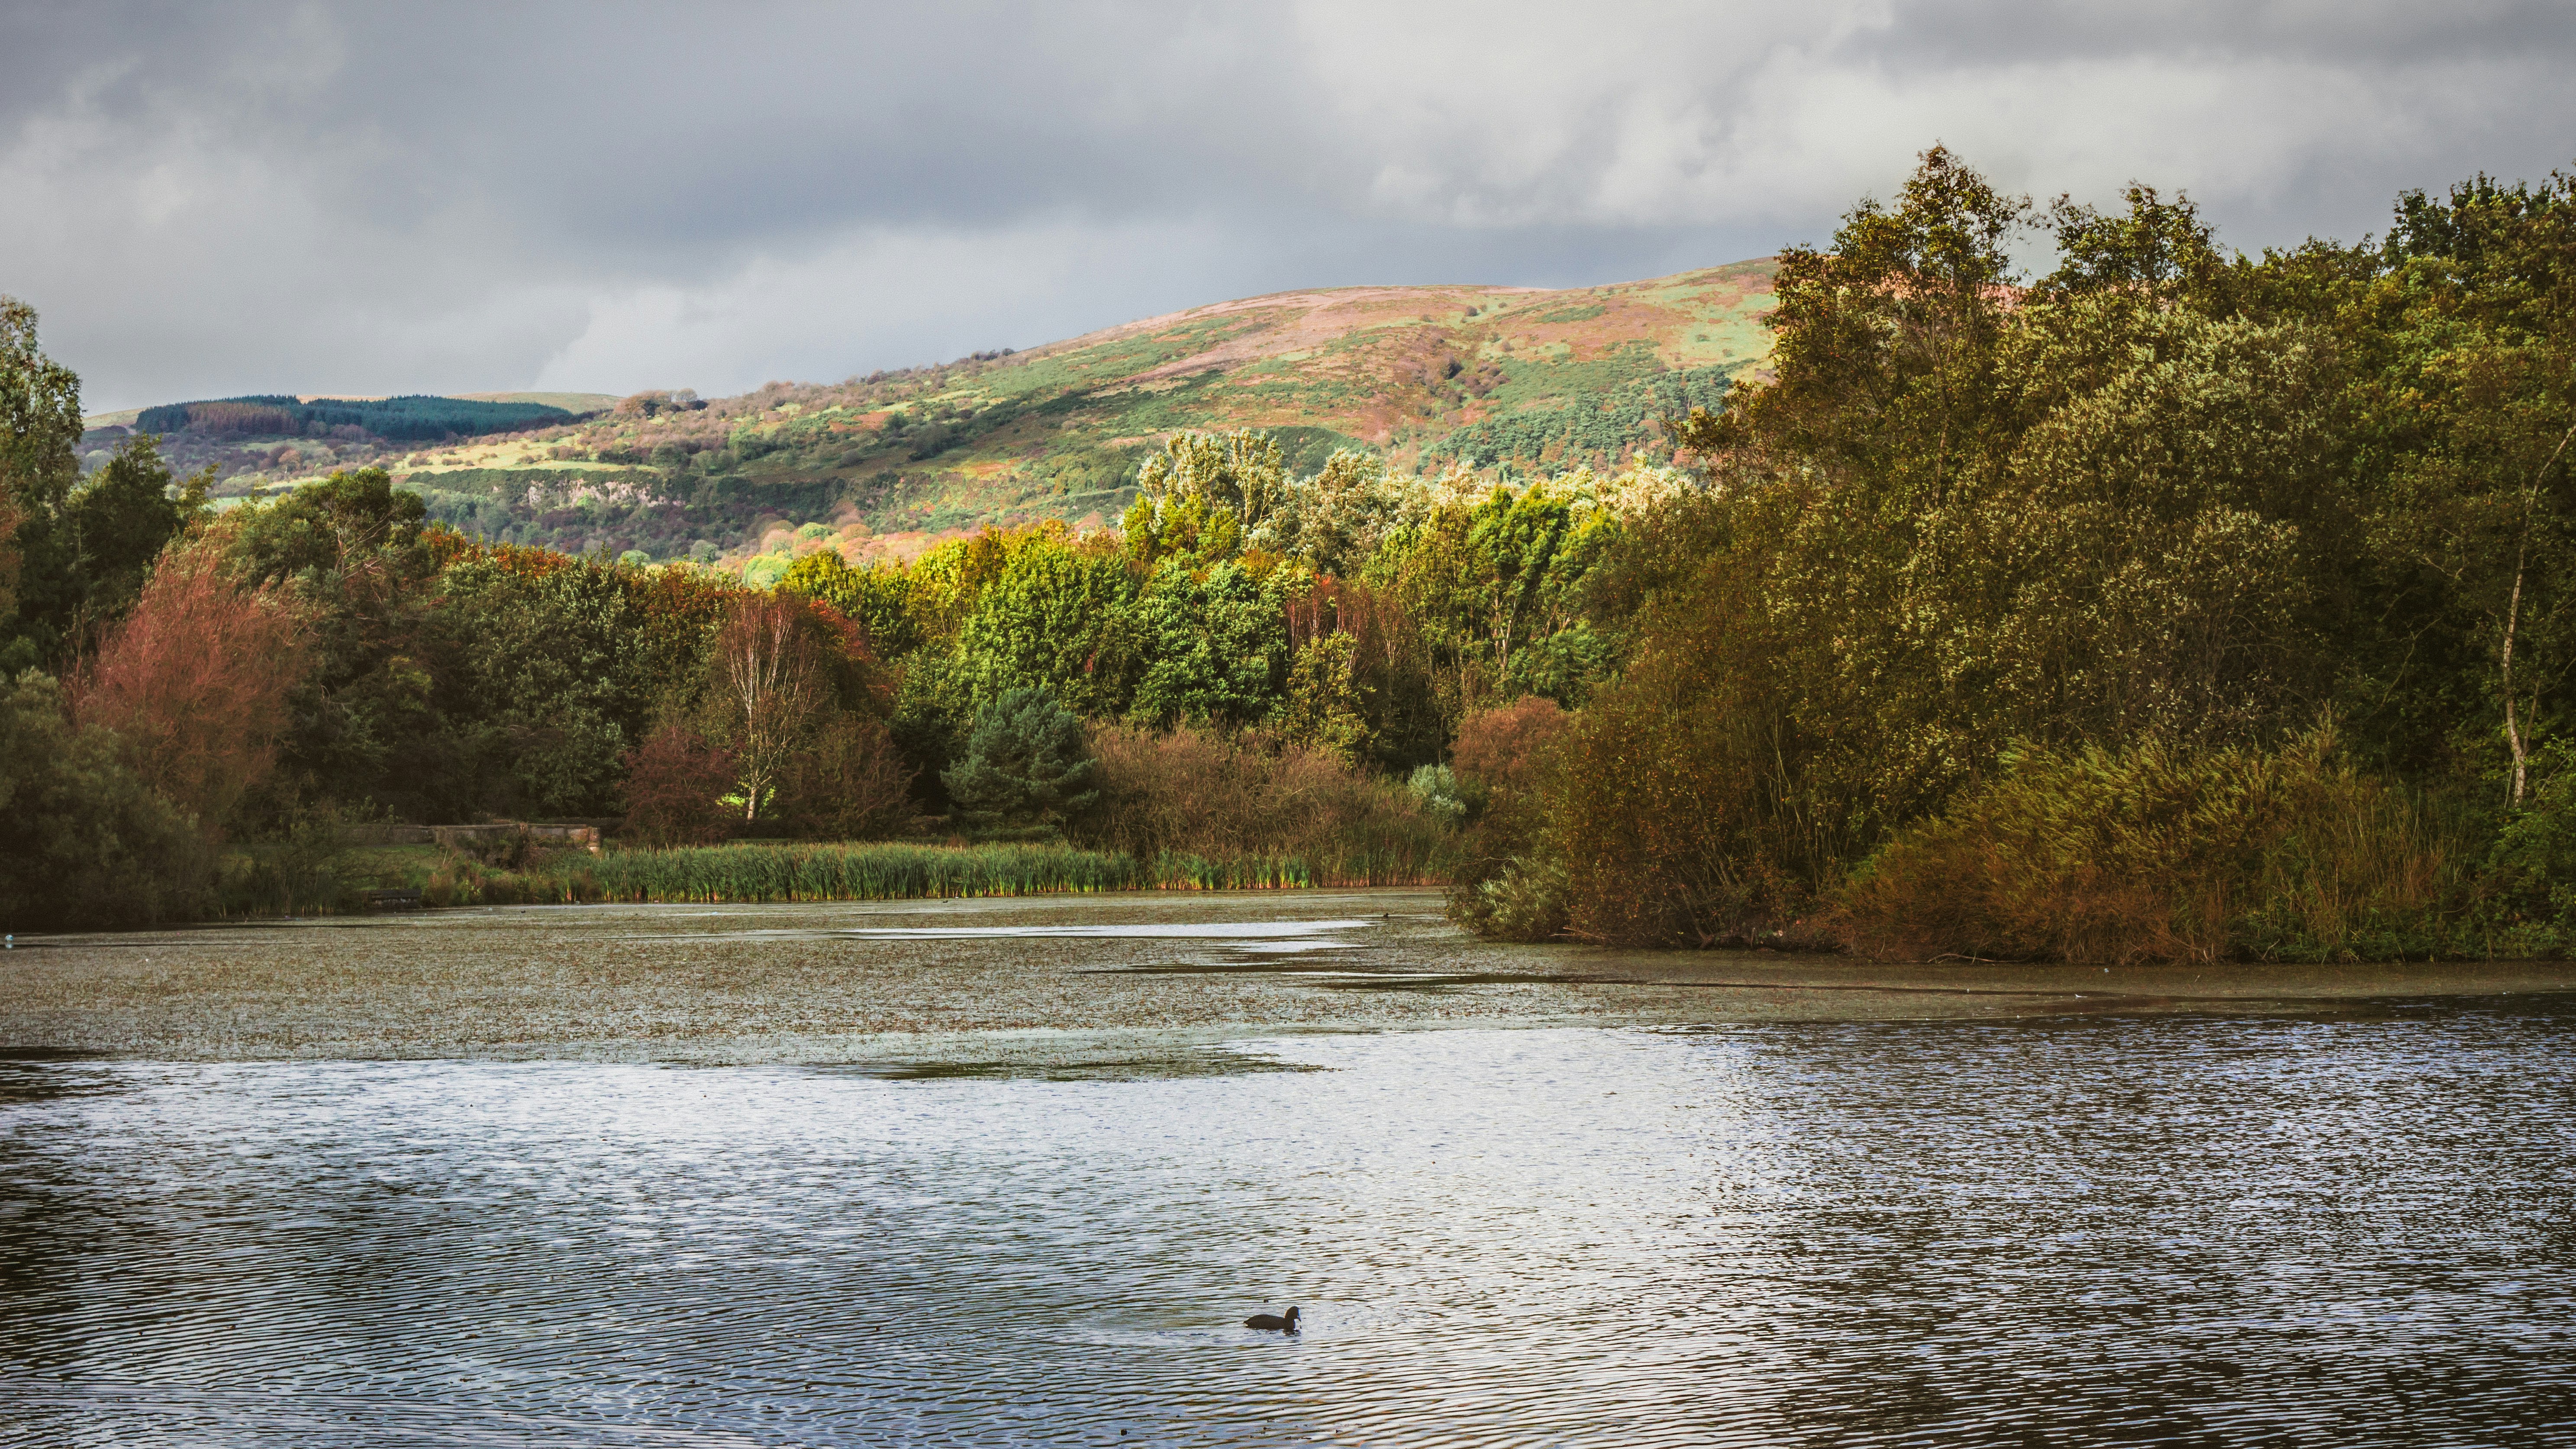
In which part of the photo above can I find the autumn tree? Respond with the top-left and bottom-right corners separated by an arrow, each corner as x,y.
699,593 -> 884,823
72,541 -> 313,833
706,594 -> 834,820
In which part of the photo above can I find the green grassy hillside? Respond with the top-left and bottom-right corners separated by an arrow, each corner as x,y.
141,262 -> 1776,570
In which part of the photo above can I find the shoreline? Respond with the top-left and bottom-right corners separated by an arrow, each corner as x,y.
6,891 -> 2569,1070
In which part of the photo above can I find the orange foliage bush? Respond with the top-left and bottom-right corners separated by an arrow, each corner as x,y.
619,725 -> 735,848
1082,723 -> 1443,882
1452,695 -> 1568,797
72,543 -> 312,831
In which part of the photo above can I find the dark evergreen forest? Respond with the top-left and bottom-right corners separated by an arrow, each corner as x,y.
135,394 -> 580,442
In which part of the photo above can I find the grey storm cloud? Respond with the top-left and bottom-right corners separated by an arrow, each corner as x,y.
5,0 -> 2573,410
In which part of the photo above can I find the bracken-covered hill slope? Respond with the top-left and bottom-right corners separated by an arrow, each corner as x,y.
146,259 -> 1777,569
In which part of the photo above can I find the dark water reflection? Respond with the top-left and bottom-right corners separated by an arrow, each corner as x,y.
3,1007 -> 2573,1445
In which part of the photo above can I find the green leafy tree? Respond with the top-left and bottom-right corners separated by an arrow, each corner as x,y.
1544,153 -> 2380,943
1259,448 -> 1406,575
0,670 -> 214,929
64,434 -> 210,625
215,468 -> 458,821
1129,559 -> 1291,726
620,562 -> 751,728
0,298 -> 89,670
1679,143 -> 2031,492
439,552 -> 648,817
782,550 -> 919,657
2354,173 -> 2576,802
1277,630 -> 1371,765
1367,479 -> 1610,724
940,686 -> 1099,827
1,309 -> 213,668
952,532 -> 1140,716
1281,575 -> 1446,771
1122,431 -> 1290,567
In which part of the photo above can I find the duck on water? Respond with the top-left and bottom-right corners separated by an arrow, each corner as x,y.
1244,1307 -> 1300,1333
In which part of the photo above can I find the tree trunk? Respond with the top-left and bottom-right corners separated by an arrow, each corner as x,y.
2501,416 -> 2576,805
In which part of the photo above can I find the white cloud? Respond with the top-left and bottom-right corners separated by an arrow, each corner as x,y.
532,217 -> 1244,397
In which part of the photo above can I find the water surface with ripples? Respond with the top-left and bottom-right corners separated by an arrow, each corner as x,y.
2,895 -> 2571,1444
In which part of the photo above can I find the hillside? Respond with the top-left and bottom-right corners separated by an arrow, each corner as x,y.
129,261 -> 1776,569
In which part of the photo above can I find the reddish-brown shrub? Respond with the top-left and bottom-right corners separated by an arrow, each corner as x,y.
1443,695 -> 1576,939
1452,695 -> 1569,797
1080,723 -> 1444,883
1547,559 -> 1831,947
72,543 -> 312,832
619,725 -> 735,847
783,715 -> 916,839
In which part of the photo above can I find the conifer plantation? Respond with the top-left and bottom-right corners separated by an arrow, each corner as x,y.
7,149 -> 2576,961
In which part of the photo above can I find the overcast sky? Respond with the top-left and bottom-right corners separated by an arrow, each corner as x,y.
6,1 -> 2573,411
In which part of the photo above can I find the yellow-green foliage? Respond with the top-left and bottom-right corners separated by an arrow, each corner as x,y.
1121,430 -> 1288,567
1833,732 -> 2470,964
1537,529 -> 1843,948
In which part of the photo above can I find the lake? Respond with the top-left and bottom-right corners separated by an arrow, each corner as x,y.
2,891 -> 2570,1444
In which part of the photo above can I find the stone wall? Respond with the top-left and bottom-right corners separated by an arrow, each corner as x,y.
336,822 -> 603,855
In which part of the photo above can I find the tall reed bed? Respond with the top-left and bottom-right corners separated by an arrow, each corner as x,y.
580,842 -> 1145,902
412,839 -> 1430,908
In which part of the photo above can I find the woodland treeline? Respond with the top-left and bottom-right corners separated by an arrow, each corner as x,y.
135,394 -> 579,442
1502,149 -> 2576,962
0,323 -> 1645,925
6,148 -> 2576,960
